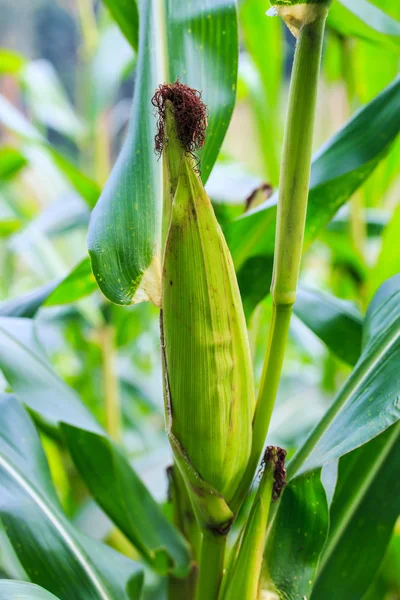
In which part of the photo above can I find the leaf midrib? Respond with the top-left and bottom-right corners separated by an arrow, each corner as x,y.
0,452 -> 113,600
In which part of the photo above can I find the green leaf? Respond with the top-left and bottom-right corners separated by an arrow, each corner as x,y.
0,318 -> 191,576
293,274 -> 400,475
88,0 -> 238,305
63,425 -> 190,577
329,0 -> 400,52
312,423 -> 400,600
294,287 -> 363,365
0,147 -> 27,180
264,470 -> 329,600
0,394 -> 143,600
0,259 -> 96,318
0,581 -> 61,600
102,0 -> 139,51
225,75 -> 400,314
0,48 -> 26,75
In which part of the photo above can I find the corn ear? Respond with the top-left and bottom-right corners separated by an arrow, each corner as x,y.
159,94 -> 255,529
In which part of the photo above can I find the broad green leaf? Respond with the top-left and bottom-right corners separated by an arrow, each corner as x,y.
62,425 -> 190,576
225,75 -> 400,314
0,395 -> 143,600
0,318 -> 190,576
329,0 -> 400,52
292,274 -> 400,475
0,147 -> 27,180
294,287 -> 363,366
102,0 -> 139,51
88,0 -> 238,305
312,423 -> 400,600
0,259 -> 96,318
0,581 -> 61,600
264,470 -> 329,600
21,60 -> 86,140
0,48 -> 26,75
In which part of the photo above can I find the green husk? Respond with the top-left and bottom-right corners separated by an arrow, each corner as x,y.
160,101 -> 255,529
220,448 -> 282,600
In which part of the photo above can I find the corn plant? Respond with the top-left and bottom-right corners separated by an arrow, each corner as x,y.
0,0 -> 399,599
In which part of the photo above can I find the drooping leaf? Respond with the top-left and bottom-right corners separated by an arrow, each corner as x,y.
292,274 -> 400,475
102,0 -> 139,51
312,423 -> 400,600
0,394 -> 143,600
0,259 -> 96,318
294,287 -> 363,365
225,75 -> 400,315
0,147 -> 28,180
88,0 -> 238,306
329,0 -> 400,53
0,319 -> 191,576
0,581 -> 61,600
263,470 -> 329,600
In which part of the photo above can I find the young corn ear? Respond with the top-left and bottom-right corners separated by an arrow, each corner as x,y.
220,447 -> 287,600
155,82 -> 255,531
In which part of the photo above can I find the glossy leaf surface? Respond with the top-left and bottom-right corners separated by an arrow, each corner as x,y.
0,581 -> 61,600
88,0 -> 238,305
312,423 -> 400,600
264,470 -> 329,600
0,395 -> 143,600
102,0 -> 139,50
295,274 -> 400,474
0,318 -> 190,576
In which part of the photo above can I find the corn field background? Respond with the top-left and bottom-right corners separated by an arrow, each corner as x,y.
0,1 -> 399,599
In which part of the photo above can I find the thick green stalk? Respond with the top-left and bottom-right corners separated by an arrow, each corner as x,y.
196,531 -> 227,600
231,11 -> 327,514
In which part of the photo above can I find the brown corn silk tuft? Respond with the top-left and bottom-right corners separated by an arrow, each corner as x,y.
152,80 -> 208,159
263,446 -> 287,501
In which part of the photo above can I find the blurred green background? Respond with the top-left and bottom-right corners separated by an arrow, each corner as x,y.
0,1 -> 399,598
